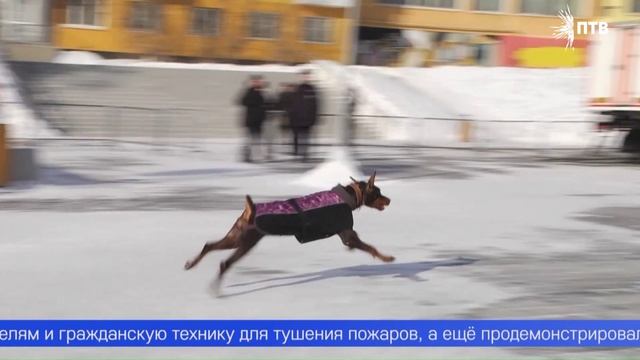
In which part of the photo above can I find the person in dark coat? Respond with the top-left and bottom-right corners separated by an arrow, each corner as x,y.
238,75 -> 266,162
290,70 -> 319,162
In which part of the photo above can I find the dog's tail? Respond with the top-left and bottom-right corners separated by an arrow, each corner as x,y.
241,195 -> 256,224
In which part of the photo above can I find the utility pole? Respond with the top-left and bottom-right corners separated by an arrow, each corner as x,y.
348,0 -> 361,65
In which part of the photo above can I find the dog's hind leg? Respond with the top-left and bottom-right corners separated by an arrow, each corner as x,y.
184,234 -> 237,270
217,227 -> 263,281
185,196 -> 256,271
338,229 -> 395,263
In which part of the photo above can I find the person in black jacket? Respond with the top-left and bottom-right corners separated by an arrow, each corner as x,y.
290,70 -> 319,162
238,75 -> 266,162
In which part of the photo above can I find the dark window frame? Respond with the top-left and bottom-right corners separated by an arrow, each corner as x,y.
474,0 -> 501,12
302,16 -> 333,43
192,7 -> 222,36
66,0 -> 105,26
520,0 -> 578,16
128,1 -> 162,31
377,0 -> 455,9
247,12 -> 280,40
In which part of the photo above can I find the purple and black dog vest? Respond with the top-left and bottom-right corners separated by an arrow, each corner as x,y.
254,190 -> 354,243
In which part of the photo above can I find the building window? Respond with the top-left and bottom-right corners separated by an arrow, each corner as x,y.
521,0 -> 577,16
67,0 -> 104,26
378,0 -> 454,8
475,0 -> 500,12
303,17 -> 332,43
192,8 -> 221,35
422,0 -> 454,7
634,0 -> 640,12
248,12 -> 279,39
129,1 -> 162,30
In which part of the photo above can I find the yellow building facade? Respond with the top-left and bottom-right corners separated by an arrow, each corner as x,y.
361,0 -> 600,37
52,0 -> 351,63
358,0 -> 601,67
51,0 -> 622,66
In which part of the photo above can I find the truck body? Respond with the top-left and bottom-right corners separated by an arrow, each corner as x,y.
589,22 -> 640,111
589,21 -> 640,151
589,21 -> 640,152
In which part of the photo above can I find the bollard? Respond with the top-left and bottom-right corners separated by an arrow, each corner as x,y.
0,124 -> 8,186
460,119 -> 473,143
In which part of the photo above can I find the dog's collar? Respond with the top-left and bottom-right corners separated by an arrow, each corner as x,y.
349,183 -> 364,208
331,185 -> 359,210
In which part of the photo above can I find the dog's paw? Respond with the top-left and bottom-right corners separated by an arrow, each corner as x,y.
380,255 -> 395,263
184,260 -> 195,270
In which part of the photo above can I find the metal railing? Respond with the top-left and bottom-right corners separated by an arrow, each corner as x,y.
34,102 -> 212,140
16,100 -> 619,151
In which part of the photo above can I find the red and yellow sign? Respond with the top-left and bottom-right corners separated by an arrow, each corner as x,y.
499,35 -> 589,68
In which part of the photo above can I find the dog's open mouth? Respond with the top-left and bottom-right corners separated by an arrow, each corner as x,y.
375,199 -> 390,211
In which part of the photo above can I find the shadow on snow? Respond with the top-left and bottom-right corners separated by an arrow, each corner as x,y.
221,257 -> 477,298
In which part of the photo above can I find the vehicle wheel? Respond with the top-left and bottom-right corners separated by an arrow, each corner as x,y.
622,128 -> 640,153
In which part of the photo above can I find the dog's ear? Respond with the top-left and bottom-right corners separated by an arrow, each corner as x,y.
366,171 -> 376,190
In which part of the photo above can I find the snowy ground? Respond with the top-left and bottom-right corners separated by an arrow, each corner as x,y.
2,139 -> 640,358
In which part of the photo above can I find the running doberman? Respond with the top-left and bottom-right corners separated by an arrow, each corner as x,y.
184,172 -> 393,293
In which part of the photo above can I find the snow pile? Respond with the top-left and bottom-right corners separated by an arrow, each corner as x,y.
53,50 -> 104,65
53,50 -> 305,73
293,148 -> 363,189
347,65 -> 602,147
348,66 -> 460,145
398,66 -> 589,123
396,66 -> 597,146
0,59 -> 54,139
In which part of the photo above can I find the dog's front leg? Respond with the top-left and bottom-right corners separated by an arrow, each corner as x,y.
339,230 -> 395,263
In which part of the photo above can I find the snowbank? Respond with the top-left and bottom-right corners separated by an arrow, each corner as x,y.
53,50 -> 104,65
398,66 -> 590,123
293,148 -> 363,189
0,59 -> 54,139
53,50 -> 306,73
346,65 -> 603,147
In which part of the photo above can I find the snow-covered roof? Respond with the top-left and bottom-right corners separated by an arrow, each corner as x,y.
294,0 -> 355,7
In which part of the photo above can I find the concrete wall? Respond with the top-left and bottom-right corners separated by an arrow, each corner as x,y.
2,43 -> 56,62
0,0 -> 50,43
9,61 -> 341,139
